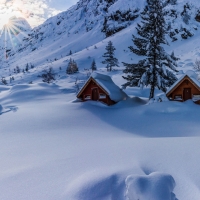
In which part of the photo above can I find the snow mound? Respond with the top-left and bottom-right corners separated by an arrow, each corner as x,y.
67,171 -> 126,200
176,70 -> 184,75
125,172 -> 178,200
113,97 -> 147,108
67,171 -> 178,200
0,85 -> 10,91
185,70 -> 198,80
0,83 -> 62,103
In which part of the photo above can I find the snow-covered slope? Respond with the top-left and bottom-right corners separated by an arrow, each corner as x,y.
0,0 -> 199,80
1,1 -> 200,200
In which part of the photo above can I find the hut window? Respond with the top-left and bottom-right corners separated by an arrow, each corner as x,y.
85,95 -> 91,100
174,95 -> 182,100
99,94 -> 106,99
186,80 -> 189,85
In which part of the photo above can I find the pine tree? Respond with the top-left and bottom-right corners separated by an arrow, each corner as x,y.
122,0 -> 178,99
1,77 -> 7,85
91,59 -> 97,72
16,66 -> 20,73
66,58 -> 79,74
102,41 -> 119,71
30,63 -> 34,69
71,60 -> 79,73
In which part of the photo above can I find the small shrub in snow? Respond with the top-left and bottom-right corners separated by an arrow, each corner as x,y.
91,59 -> 97,72
14,66 -> 21,73
1,77 -> 7,85
194,59 -> 200,71
39,67 -> 56,83
102,41 -> 119,71
66,58 -> 79,74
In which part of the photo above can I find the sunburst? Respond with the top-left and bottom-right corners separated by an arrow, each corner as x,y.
0,0 -> 31,60
0,16 -> 30,60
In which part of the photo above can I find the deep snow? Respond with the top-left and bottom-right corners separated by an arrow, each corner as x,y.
1,81 -> 200,200
1,0 -> 200,199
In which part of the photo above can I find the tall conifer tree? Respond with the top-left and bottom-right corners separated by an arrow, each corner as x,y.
122,0 -> 178,99
102,41 -> 119,71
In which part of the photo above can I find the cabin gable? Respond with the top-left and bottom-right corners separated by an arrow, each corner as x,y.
167,76 -> 200,103
77,78 -> 116,105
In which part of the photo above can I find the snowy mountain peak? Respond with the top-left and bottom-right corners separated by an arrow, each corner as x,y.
0,0 -> 200,86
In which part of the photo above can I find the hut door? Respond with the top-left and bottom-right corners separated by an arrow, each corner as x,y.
183,88 -> 191,101
92,88 -> 99,100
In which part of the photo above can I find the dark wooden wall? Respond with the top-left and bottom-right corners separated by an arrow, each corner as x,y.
79,79 -> 116,105
168,78 -> 200,103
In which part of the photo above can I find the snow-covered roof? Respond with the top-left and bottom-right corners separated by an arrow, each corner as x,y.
166,70 -> 200,95
78,72 -> 127,102
91,73 -> 127,102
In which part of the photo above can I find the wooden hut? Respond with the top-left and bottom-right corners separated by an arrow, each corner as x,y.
166,71 -> 200,104
77,73 -> 127,106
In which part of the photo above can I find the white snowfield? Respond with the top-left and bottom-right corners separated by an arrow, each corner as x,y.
1,0 -> 200,199
1,79 -> 200,200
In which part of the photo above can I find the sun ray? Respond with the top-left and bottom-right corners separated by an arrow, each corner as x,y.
4,26 -> 8,60
0,15 -> 32,60
8,22 -> 29,34
8,22 -> 29,39
8,30 -> 21,51
6,27 -> 16,52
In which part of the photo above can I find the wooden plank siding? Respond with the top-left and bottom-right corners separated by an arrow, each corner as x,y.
77,78 -> 116,106
167,76 -> 200,104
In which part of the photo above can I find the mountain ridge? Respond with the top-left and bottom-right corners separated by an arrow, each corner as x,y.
0,0 -> 200,85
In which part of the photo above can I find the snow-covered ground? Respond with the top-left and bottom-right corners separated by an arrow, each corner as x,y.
1,78 -> 200,200
1,0 -> 200,199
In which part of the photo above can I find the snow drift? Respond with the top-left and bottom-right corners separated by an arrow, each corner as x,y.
126,172 -> 178,200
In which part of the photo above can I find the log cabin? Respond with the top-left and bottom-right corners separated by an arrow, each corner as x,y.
77,72 -> 127,106
166,71 -> 200,104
